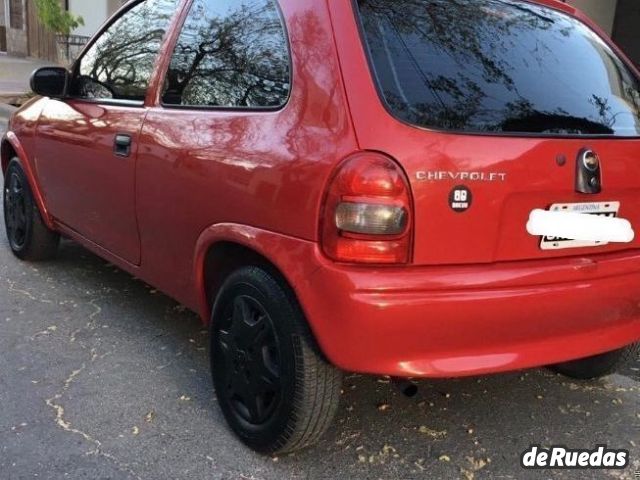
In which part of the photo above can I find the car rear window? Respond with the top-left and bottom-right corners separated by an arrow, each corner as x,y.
356,0 -> 640,137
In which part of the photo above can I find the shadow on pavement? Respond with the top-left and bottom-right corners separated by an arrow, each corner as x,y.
19,236 -> 634,480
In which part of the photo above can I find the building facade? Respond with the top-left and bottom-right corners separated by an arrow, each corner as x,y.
2,0 -> 29,57
0,0 -> 125,62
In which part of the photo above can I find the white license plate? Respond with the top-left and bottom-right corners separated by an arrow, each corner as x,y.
540,201 -> 620,250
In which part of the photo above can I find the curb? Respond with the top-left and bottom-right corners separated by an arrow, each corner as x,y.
0,94 -> 27,107
0,102 -> 18,118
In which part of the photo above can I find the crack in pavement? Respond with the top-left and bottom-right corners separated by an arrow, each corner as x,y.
6,278 -> 53,304
70,298 -> 102,344
43,297 -> 143,480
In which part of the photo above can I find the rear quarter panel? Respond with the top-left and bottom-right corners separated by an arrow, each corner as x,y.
134,0 -> 358,310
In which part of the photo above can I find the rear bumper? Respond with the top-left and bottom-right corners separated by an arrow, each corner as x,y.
297,247 -> 640,378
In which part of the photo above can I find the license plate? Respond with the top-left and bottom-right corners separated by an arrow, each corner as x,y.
540,201 -> 620,250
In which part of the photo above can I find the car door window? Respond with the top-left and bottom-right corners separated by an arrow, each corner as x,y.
71,0 -> 180,103
162,0 -> 291,108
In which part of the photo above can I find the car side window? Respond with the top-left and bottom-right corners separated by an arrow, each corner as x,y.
70,0 -> 179,103
162,0 -> 291,108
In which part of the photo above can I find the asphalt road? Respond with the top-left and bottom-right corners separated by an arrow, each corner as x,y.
1,119 -> 639,479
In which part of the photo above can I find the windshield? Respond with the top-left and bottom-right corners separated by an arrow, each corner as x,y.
357,0 -> 640,136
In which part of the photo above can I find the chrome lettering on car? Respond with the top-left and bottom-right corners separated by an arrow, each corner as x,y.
415,171 -> 507,182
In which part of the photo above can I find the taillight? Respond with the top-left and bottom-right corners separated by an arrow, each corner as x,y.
321,152 -> 413,264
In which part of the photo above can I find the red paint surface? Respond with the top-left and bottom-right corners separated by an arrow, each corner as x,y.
2,0 -> 640,377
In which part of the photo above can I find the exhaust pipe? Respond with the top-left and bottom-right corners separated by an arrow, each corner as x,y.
392,378 -> 418,397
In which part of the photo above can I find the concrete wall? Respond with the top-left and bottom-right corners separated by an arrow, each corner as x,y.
107,0 -> 122,17
6,0 -> 27,57
0,0 -> 6,52
567,0 -> 618,34
568,0 -> 639,66
612,0 -> 640,66
69,0 -> 109,37
69,0 -> 123,37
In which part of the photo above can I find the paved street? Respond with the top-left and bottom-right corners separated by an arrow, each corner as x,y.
0,119 -> 639,479
0,55 -> 54,103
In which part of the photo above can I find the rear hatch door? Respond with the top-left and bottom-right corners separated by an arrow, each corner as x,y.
334,0 -> 640,265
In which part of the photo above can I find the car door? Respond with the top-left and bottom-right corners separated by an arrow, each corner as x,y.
34,0 -> 179,265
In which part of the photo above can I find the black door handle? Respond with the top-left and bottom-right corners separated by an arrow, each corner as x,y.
114,134 -> 132,157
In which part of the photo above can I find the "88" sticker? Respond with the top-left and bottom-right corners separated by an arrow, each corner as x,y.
449,185 -> 472,212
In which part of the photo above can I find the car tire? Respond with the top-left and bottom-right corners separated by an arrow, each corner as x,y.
210,266 -> 342,454
3,158 -> 59,261
550,343 -> 640,380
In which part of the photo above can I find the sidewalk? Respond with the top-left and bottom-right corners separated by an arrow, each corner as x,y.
0,102 -> 17,137
0,53 -> 54,105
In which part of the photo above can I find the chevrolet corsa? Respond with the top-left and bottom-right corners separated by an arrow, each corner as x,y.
3,0 -> 640,454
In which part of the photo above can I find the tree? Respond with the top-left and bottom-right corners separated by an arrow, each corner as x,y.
34,0 -> 84,35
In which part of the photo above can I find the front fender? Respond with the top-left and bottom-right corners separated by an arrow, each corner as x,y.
192,223 -> 319,321
2,131 -> 54,230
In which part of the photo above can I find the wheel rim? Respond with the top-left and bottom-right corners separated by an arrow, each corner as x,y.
4,171 -> 28,250
216,295 -> 282,426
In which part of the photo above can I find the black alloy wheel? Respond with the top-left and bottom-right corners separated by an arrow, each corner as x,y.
3,159 -> 59,260
216,294 -> 282,426
211,266 -> 342,454
4,167 -> 28,251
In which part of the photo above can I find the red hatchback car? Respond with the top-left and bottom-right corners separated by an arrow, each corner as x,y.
3,0 -> 640,453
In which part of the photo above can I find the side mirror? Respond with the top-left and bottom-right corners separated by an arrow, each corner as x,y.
30,67 -> 69,98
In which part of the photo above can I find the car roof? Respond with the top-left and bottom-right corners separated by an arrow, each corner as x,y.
524,0 -> 576,15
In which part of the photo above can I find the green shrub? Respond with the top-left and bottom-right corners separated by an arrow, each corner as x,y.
34,0 -> 84,35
